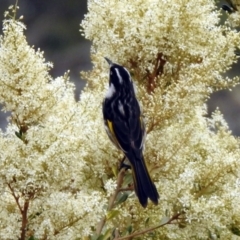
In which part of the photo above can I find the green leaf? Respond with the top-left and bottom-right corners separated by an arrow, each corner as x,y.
121,225 -> 133,237
160,216 -> 170,225
123,172 -> 133,186
106,210 -> 120,220
112,165 -> 118,178
102,228 -> 112,240
15,131 -> 22,139
91,234 -> 103,240
145,217 -> 150,225
126,225 -> 133,234
116,192 -> 129,205
96,235 -> 104,240
165,209 -> 170,217
230,225 -> 240,236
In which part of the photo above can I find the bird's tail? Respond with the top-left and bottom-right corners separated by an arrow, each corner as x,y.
128,154 -> 159,208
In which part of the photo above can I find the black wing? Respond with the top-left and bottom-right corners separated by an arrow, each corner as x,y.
110,96 -> 144,153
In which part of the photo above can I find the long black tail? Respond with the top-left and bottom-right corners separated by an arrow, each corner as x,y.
129,155 -> 159,208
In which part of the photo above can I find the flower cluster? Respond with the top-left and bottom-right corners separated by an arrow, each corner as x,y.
224,0 -> 240,27
0,0 -> 240,239
0,15 -> 107,240
80,0 -> 240,239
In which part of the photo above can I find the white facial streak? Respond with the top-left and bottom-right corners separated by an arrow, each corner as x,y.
124,67 -> 132,82
105,83 -> 116,98
115,68 -> 123,84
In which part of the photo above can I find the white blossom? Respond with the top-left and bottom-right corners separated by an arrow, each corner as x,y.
1,0 -> 240,239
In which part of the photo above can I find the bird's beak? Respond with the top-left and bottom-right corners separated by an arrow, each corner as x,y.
104,57 -> 113,66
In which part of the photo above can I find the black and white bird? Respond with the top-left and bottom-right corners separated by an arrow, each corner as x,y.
222,0 -> 239,13
102,57 -> 159,207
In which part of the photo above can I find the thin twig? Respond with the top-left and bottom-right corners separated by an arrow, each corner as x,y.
7,183 -> 22,213
114,212 -> 182,240
13,0 -> 19,20
96,168 -> 126,235
54,213 -> 88,235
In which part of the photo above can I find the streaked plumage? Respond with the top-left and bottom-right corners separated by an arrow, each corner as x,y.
102,58 -> 159,207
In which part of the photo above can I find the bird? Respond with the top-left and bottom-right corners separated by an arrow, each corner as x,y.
222,0 -> 239,13
102,57 -> 159,207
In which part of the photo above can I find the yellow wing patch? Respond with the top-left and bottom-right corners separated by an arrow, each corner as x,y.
105,119 -> 121,150
107,120 -> 114,135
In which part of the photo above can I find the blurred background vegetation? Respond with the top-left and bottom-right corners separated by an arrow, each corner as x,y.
0,0 -> 240,136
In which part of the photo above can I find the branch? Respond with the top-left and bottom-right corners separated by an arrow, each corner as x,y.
20,200 -> 29,240
7,183 -> 22,214
114,212 -> 183,240
54,213 -> 88,236
96,168 -> 126,235
7,182 -> 30,240
146,53 -> 166,94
